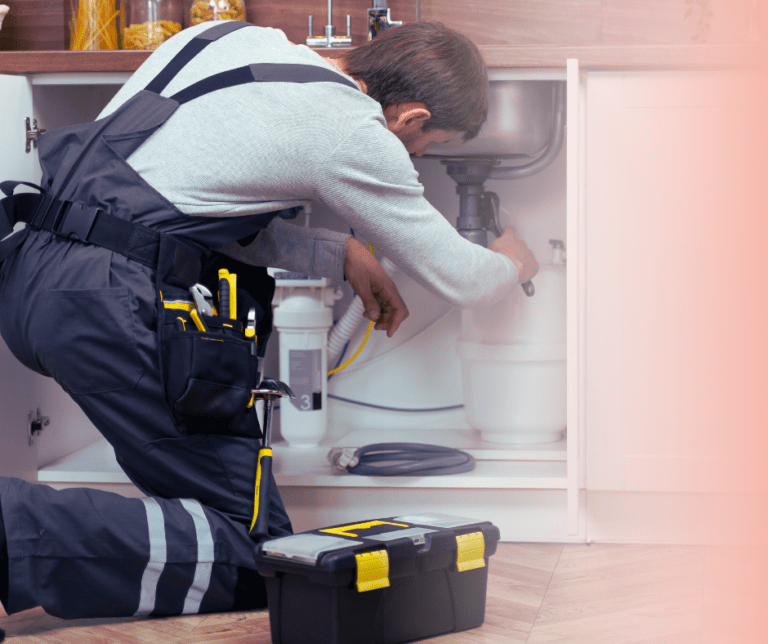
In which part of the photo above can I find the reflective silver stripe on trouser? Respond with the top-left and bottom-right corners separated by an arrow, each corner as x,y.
134,497 -> 216,616
179,498 -> 215,614
135,497 -> 167,616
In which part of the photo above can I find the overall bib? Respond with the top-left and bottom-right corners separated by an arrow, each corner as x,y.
0,21 -> 357,619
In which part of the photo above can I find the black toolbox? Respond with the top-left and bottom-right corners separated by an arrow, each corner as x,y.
254,513 -> 500,644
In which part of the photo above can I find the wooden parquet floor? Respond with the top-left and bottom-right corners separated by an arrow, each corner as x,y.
2,543 -> 766,643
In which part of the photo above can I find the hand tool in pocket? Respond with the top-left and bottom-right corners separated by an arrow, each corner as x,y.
217,269 -> 237,320
189,283 -> 214,316
246,306 -> 257,344
227,272 -> 237,319
218,269 -> 230,319
189,309 -> 207,332
249,378 -> 295,538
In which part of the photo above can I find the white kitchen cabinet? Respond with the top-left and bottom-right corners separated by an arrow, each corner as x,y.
0,75 -> 40,482
0,67 -> 581,541
7,63 -> 760,544
0,73 -> 128,481
582,69 -> 767,541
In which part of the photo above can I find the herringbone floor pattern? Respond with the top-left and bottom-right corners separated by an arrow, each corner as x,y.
1,543 -> 766,643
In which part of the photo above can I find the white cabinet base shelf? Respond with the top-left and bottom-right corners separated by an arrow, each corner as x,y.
38,432 -> 568,490
37,431 -> 579,541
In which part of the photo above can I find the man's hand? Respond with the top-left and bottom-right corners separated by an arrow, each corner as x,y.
344,237 -> 409,337
490,227 -> 539,285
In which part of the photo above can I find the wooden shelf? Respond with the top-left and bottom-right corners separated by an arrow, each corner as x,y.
1,43 -> 765,75
0,46 -> 344,75
0,50 -> 151,74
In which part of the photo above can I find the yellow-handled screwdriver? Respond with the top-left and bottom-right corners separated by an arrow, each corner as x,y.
190,309 -> 207,332
228,272 -> 237,320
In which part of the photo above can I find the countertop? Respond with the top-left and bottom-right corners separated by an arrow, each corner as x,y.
0,43 -> 766,75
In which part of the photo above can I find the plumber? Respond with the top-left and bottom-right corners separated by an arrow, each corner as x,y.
0,21 -> 537,620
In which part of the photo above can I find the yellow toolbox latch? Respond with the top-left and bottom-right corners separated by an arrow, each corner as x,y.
355,549 -> 390,593
456,531 -> 486,572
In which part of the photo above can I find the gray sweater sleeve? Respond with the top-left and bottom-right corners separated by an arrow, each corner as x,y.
315,116 -> 519,308
216,217 -> 350,280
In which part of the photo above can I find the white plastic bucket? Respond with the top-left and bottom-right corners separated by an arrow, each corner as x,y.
457,341 -> 566,445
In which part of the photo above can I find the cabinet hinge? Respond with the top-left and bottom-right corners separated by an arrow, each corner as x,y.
28,408 -> 50,445
25,117 -> 47,153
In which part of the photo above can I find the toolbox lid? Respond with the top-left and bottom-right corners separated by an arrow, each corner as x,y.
391,513 -> 487,529
262,534 -> 364,565
365,527 -> 436,546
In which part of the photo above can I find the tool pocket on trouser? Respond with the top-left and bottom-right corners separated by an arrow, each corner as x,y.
162,311 -> 261,436
165,329 -> 257,417
28,287 -> 144,394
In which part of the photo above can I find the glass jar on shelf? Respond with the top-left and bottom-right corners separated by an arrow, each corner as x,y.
187,0 -> 246,28
68,0 -> 122,50
123,0 -> 183,50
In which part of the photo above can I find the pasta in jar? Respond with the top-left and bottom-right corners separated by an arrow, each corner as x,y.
124,0 -> 183,49
189,0 -> 245,25
69,0 -> 119,51
123,20 -> 182,49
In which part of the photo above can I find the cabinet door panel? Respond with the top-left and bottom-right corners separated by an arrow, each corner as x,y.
0,74 -> 40,480
583,72 -> 626,490
0,75 -> 105,477
585,71 -> 767,493
0,75 -> 39,182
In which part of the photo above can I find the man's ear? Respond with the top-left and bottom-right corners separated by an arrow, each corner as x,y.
396,106 -> 431,129
384,102 -> 431,133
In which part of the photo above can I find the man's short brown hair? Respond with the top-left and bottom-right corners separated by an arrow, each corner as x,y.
342,22 -> 488,141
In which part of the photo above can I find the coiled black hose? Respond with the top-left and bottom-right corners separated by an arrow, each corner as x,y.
341,443 -> 475,476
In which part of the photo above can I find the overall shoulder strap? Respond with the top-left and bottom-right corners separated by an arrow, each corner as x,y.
170,62 -> 359,105
143,20 -> 359,104
144,21 -> 251,95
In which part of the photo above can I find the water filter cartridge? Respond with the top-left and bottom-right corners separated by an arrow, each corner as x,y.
269,270 -> 340,448
278,330 -> 328,448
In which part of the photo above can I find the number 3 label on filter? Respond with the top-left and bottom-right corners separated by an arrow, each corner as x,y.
289,349 -> 322,411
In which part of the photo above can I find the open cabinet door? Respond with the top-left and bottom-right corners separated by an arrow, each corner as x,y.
1,76 -> 106,482
0,74 -> 42,481
0,76 -> 40,182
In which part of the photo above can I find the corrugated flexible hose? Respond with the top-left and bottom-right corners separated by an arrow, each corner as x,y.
328,443 -> 476,476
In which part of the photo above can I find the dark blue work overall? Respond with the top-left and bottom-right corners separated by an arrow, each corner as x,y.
0,22 -> 357,619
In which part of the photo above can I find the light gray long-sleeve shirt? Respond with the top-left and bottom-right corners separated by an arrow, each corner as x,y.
99,22 -> 519,308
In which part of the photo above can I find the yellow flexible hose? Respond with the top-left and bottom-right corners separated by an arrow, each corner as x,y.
327,244 -> 375,376
327,320 -> 374,376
